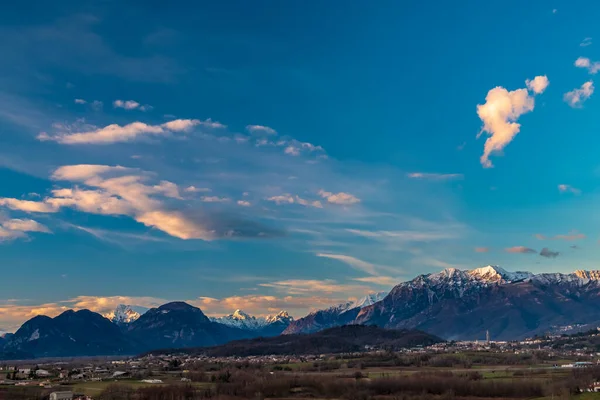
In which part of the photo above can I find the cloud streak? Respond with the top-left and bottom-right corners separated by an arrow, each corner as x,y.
505,246 -> 537,254
407,173 -> 463,181
558,184 -> 581,195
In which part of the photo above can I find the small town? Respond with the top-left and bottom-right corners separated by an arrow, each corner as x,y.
3,330 -> 600,399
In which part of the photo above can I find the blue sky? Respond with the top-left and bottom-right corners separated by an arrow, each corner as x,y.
1,0 -> 599,331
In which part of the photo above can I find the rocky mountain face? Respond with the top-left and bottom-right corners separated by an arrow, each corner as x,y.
283,292 -> 387,335
211,309 -> 293,336
125,302 -> 254,351
355,266 -> 600,340
1,310 -> 134,358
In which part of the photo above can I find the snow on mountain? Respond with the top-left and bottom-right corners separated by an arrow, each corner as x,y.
403,265 -> 600,290
265,310 -> 293,325
103,304 -> 148,324
211,309 -> 293,330
354,291 -> 388,309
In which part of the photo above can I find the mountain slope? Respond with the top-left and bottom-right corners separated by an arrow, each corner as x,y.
356,266 -> 600,340
283,292 -> 387,335
147,325 -> 443,357
2,310 -> 134,358
126,302 -> 255,351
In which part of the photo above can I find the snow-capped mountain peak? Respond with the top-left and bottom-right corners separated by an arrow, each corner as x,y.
211,310 -> 293,330
231,309 -> 252,320
468,265 -> 508,281
265,310 -> 293,324
103,304 -> 148,324
354,291 -> 387,309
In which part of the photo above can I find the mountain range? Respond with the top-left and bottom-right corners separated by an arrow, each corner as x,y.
286,266 -> 600,340
4,266 -> 600,358
283,291 -> 387,334
0,302 -> 294,359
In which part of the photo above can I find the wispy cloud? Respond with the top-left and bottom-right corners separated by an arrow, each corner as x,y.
407,172 -> 463,181
316,253 -> 378,275
477,76 -> 547,168
580,37 -> 593,47
347,228 -> 458,242
259,279 -> 371,295
474,247 -> 489,253
564,81 -> 594,108
535,231 -> 585,241
505,246 -> 537,254
558,184 -> 581,194
352,276 -> 398,286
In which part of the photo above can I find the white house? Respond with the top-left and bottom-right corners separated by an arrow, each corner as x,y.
49,392 -> 73,400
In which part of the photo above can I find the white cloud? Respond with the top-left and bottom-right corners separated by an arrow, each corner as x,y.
2,218 -> 51,233
476,76 -> 547,168
38,119 -> 204,144
564,81 -> 594,108
284,146 -> 300,156
0,218 -> 52,242
246,125 -> 277,135
4,164 -> 218,241
575,57 -> 600,74
52,164 -> 128,181
237,200 -> 251,207
74,99 -> 86,104
407,172 -> 463,181
161,119 -> 200,131
136,210 -> 213,240
267,194 -> 322,208
201,196 -> 230,203
184,186 -> 211,193
113,99 -> 141,110
558,184 -> 581,195
318,189 -> 360,205
267,194 -> 295,205
0,198 -> 58,213
525,75 -> 549,94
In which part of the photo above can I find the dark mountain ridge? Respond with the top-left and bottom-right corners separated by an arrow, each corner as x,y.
146,325 -> 444,357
